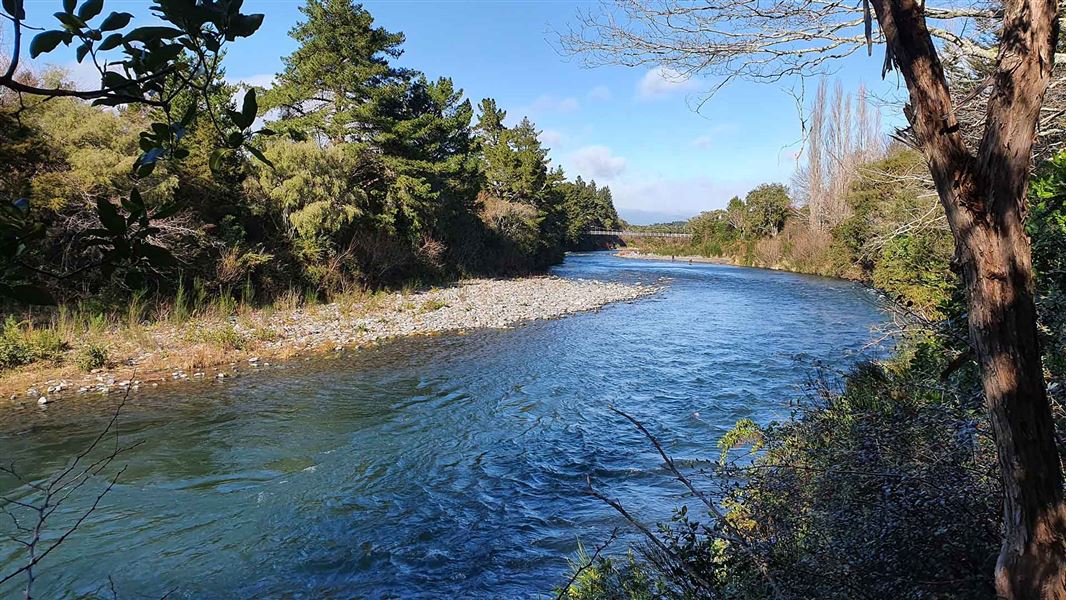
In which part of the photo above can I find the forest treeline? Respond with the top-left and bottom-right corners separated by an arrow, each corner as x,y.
561,79 -> 1066,598
0,0 -> 619,313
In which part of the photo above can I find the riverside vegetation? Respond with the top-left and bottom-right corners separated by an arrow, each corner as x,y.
558,86 -> 1066,599
3,0 -> 1066,599
0,0 -> 621,394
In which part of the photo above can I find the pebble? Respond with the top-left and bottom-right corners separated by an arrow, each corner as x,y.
5,276 -> 662,404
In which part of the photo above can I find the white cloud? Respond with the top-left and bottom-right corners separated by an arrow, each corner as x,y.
571,145 -> 628,180
637,67 -> 700,100
587,85 -> 612,101
525,94 -> 580,114
611,176 -> 754,218
538,128 -> 565,147
228,73 -> 276,89
688,123 -> 740,150
690,135 -> 714,150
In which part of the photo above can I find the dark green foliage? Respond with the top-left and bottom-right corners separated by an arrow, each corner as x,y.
559,176 -> 621,248
1030,154 -> 1066,385
0,0 -> 619,310
742,183 -> 791,237
74,342 -> 108,371
0,317 -> 66,369
0,0 -> 268,304
263,0 -> 410,144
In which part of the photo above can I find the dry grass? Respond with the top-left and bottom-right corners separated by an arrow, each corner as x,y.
0,286 -> 391,400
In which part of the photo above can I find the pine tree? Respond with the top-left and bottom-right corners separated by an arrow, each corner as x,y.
265,0 -> 411,144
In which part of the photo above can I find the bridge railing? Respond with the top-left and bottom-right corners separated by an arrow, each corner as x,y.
585,230 -> 692,239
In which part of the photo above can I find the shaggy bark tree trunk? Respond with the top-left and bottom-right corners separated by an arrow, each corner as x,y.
867,0 -> 1066,597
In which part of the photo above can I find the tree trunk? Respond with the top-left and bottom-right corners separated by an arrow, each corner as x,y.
866,0 -> 1066,596
959,199 -> 1066,599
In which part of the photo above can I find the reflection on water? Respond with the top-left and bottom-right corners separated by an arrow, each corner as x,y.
0,252 -> 887,599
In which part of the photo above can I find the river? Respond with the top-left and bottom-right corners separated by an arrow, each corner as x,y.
0,252 -> 888,599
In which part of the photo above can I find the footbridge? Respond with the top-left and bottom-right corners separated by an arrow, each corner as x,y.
585,229 -> 692,239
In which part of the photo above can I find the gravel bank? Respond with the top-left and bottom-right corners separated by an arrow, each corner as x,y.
2,276 -> 661,404
257,276 -> 659,350
614,249 -> 733,264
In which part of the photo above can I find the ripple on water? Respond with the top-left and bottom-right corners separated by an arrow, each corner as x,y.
0,252 -> 888,599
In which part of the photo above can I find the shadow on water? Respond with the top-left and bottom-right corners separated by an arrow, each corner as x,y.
0,251 -> 888,599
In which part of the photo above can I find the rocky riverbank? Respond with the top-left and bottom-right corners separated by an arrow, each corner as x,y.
614,249 -> 733,264
1,276 -> 661,405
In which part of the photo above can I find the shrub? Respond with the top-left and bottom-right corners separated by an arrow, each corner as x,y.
0,317 -> 67,370
203,324 -> 245,351
74,343 -> 109,371
561,336 -> 1003,600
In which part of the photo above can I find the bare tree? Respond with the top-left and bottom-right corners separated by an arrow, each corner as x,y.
0,389 -> 139,600
799,78 -> 886,230
563,2 -> 1066,597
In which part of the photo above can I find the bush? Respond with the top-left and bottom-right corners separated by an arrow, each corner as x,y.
561,336 -> 1003,600
0,317 -> 67,370
202,324 -> 245,351
74,343 -> 109,371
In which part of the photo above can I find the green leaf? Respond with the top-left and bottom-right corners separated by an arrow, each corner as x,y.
179,101 -> 197,127
3,0 -> 26,20
77,0 -> 103,21
75,41 -> 91,63
62,0 -> 75,13
96,198 -> 125,235
123,26 -> 183,43
225,13 -> 263,40
98,32 -> 122,50
226,131 -> 244,148
29,30 -> 67,58
98,11 -> 132,31
224,108 -> 245,129
101,71 -> 130,89
151,202 -> 181,220
245,144 -> 274,169
121,188 -> 144,214
240,88 -> 257,129
209,148 -> 233,174
141,244 -> 176,268
54,11 -> 86,31
135,160 -> 157,178
10,285 -> 55,306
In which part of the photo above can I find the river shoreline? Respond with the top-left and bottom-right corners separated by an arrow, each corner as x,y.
1,275 -> 660,406
613,249 -> 734,265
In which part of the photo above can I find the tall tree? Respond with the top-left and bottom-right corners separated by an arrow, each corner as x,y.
264,0 -> 410,144
477,106 -> 555,206
475,98 -> 507,146
564,1 -> 1066,596
371,75 -> 481,243
744,183 -> 791,237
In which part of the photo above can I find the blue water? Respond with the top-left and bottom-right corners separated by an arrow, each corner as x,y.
0,252 -> 887,599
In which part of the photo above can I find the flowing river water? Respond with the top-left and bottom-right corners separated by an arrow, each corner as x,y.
0,252 -> 888,599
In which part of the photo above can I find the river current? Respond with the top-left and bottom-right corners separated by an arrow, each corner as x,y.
0,252 -> 887,599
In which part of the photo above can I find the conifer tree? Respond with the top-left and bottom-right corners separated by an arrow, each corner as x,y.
265,0 -> 410,144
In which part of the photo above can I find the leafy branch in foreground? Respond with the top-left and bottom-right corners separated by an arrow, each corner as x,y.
0,0 -> 269,304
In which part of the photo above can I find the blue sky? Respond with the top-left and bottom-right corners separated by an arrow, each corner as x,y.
14,0 -> 908,223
